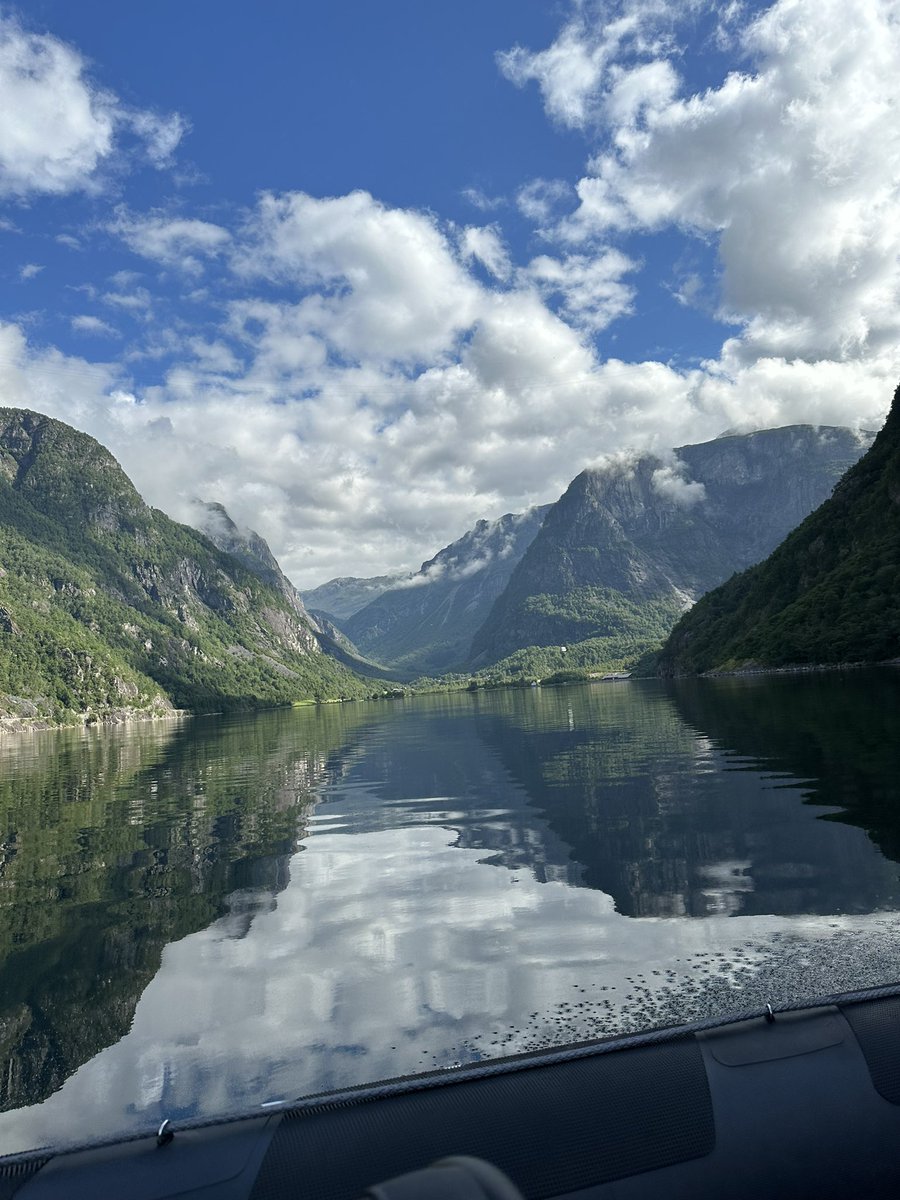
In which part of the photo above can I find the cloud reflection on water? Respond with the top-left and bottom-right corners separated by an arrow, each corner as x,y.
4,822 -> 900,1155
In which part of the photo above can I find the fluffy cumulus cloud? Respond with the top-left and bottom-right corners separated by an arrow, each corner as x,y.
3,291 -> 891,594
515,177 -> 573,223
233,191 -> 484,365
497,0 -> 680,129
524,249 -> 636,331
515,0 -> 900,364
0,15 -> 185,198
459,225 -> 512,281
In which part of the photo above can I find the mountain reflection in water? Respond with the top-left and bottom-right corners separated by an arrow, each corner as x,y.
2,673 -> 900,1154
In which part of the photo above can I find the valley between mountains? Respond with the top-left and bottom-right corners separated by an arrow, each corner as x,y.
0,392 -> 895,731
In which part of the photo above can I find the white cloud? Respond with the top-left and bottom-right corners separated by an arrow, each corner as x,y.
18,263 -> 42,280
497,1 -> 680,129
0,17 -> 114,198
516,178 -> 573,223
127,110 -> 189,168
71,315 -> 119,337
1,274 -> 895,592
102,286 -> 153,313
531,0 -> 900,365
108,269 -> 143,288
524,249 -> 636,331
498,24 -> 609,129
461,186 -> 505,211
460,225 -> 512,281
390,552 -> 495,590
604,58 -> 679,126
651,462 -> 707,506
233,190 -> 483,365
0,15 -> 185,199
111,211 -> 231,273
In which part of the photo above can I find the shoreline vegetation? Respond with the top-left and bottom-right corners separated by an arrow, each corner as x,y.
9,658 -> 900,737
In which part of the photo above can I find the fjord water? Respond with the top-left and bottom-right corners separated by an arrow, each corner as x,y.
3,673 -> 900,1153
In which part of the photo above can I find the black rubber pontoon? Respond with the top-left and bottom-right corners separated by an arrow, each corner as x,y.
4,985 -> 900,1199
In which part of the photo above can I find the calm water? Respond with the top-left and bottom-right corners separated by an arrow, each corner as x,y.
2,672 -> 900,1153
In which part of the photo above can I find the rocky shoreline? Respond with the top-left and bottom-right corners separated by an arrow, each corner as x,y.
0,693 -> 185,736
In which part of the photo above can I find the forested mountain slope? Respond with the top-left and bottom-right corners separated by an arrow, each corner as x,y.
189,500 -> 317,622
658,390 -> 900,673
0,409 -> 368,726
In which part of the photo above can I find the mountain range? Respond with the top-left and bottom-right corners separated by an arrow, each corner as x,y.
0,402 -> 887,730
470,425 -> 872,670
329,506 -> 552,676
306,425 -> 872,676
302,573 -> 408,622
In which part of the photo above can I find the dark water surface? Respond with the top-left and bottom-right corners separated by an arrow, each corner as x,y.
2,672 -> 900,1153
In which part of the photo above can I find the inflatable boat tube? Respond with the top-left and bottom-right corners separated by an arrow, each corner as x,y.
3,984 -> 900,1200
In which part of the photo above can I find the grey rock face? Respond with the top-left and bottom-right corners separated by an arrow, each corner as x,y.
470,425 -> 873,665
189,500 -> 321,634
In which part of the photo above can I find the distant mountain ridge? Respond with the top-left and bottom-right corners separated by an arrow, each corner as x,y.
302,574 -> 409,622
338,505 -> 552,675
8,405 -> 877,726
657,391 -> 900,673
470,425 -> 873,668
0,408 -> 369,726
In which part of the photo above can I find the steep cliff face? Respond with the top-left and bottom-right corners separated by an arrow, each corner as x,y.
188,501 -> 407,683
340,506 -> 552,674
658,392 -> 900,673
0,408 -> 368,723
189,499 -> 321,632
470,425 -> 872,666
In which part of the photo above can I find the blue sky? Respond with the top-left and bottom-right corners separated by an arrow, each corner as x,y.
1,0 -> 898,585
